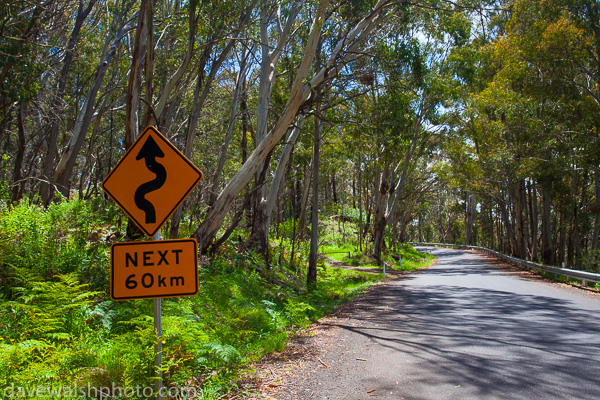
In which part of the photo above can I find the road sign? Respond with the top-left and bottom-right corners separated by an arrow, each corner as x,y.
110,239 -> 198,300
102,126 -> 202,237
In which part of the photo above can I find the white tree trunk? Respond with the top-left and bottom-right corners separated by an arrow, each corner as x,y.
192,0 -> 393,252
192,0 -> 331,252
265,116 -> 306,223
208,51 -> 248,207
153,4 -> 198,123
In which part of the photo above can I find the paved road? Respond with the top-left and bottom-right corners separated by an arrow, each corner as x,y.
278,247 -> 600,400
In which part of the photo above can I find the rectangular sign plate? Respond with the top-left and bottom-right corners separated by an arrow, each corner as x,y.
111,239 -> 198,300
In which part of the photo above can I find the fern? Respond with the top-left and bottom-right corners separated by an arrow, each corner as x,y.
203,341 -> 242,366
6,268 -> 100,341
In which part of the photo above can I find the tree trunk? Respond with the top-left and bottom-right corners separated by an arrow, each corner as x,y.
331,174 -> 338,204
248,149 -> 273,264
307,103 -> 322,289
264,117 -> 305,227
295,174 -> 302,219
40,0 -> 97,204
248,132 -> 288,259
528,180 -> 538,261
122,3 -> 148,240
247,3 -> 300,257
514,180 -> 526,259
499,197 -> 516,257
153,2 -> 198,127
358,155 -> 363,252
352,176 -> 356,209
12,103 -> 26,202
297,162 -> 313,239
489,205 -> 495,250
124,2 -> 147,150
567,167 -> 581,268
54,11 -> 137,199
558,211 -> 566,267
592,169 -> 600,252
240,77 -> 252,166
541,184 -> 553,264
364,184 -> 373,242
208,52 -> 247,208
465,193 -> 476,245
373,168 -> 389,263
374,105 -> 424,253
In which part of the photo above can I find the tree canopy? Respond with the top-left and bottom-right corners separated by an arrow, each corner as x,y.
2,0 -> 600,272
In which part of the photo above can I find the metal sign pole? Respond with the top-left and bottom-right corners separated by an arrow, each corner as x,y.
155,297 -> 163,399
153,232 -> 163,400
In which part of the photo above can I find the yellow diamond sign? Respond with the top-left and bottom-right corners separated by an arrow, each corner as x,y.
102,126 -> 202,237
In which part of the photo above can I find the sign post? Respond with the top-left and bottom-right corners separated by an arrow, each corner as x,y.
102,126 -> 202,398
152,232 -> 163,400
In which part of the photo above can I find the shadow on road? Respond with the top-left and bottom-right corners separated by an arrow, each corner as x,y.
325,259 -> 600,399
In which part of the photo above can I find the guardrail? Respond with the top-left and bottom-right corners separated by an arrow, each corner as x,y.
409,242 -> 600,286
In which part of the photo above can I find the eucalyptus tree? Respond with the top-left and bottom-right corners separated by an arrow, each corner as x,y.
39,0 -> 98,205
439,0 -> 600,267
0,0 -> 61,201
243,0 -> 302,262
0,0 -> 142,203
190,0 -> 398,255
166,0 -> 255,238
364,4 -> 464,262
53,0 -> 138,200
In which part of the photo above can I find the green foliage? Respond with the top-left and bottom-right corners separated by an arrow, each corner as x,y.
4,271 -> 98,341
0,270 -> 104,387
319,215 -> 433,272
277,217 -> 303,240
582,249 -> 600,273
0,198 -> 111,288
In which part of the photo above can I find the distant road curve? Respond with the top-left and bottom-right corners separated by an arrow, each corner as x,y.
410,241 -> 600,285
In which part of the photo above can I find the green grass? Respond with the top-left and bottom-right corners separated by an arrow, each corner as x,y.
319,216 -> 434,272
322,243 -> 433,272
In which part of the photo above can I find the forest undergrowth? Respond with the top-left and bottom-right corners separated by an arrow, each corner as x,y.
0,195 -> 432,399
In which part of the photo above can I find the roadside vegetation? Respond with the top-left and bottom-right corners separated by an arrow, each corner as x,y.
0,195 -> 431,397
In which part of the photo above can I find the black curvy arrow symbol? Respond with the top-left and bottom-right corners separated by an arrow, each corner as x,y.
134,135 -> 166,224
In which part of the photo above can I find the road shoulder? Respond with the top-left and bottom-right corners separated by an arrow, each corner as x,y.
228,258 -> 435,399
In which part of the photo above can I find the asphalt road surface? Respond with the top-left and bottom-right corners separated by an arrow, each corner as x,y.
278,247 -> 600,400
